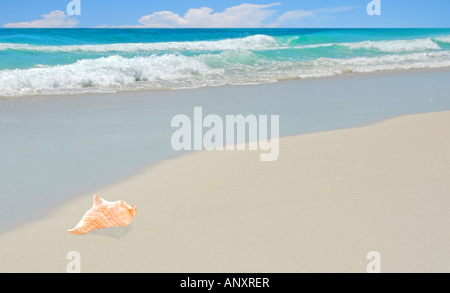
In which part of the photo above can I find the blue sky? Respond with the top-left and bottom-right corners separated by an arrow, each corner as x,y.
1,0 -> 450,28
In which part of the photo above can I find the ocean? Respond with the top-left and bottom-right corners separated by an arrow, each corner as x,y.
1,28 -> 450,97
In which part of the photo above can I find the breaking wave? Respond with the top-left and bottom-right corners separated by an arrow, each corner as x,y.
2,50 -> 450,97
1,32 -> 450,97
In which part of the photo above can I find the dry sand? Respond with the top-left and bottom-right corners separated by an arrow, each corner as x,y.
0,111 -> 449,273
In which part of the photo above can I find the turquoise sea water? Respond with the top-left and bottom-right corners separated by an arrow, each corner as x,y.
1,28 -> 450,97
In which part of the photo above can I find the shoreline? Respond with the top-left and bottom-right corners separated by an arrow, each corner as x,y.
2,66 -> 450,101
0,110 -> 449,272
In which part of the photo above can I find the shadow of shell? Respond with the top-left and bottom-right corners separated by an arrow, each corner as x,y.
87,225 -> 133,239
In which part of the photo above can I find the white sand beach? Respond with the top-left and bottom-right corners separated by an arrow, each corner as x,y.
0,110 -> 449,273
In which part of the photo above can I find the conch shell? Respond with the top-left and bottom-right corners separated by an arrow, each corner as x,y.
68,195 -> 137,235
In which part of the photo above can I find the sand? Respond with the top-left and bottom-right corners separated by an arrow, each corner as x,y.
0,111 -> 449,273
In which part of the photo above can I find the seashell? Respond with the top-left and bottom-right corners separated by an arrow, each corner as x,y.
68,195 -> 137,235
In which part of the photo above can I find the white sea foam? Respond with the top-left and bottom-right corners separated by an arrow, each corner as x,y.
434,36 -> 450,43
0,35 -> 279,53
294,51 -> 450,78
342,38 -> 441,52
1,35 -> 446,54
0,55 -> 221,96
1,49 -> 450,97
293,38 -> 442,53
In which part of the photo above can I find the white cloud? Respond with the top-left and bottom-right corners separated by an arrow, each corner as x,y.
277,9 -> 316,24
314,6 -> 359,14
109,3 -> 282,28
96,3 -> 360,28
273,5 -> 358,27
3,10 -> 78,28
